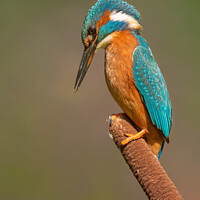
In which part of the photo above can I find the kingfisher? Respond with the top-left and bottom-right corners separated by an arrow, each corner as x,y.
74,0 -> 172,159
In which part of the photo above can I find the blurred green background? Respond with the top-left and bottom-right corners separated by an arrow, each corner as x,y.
0,0 -> 200,199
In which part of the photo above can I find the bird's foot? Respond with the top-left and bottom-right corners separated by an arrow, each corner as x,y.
111,113 -> 125,121
109,113 -> 125,126
121,129 -> 147,146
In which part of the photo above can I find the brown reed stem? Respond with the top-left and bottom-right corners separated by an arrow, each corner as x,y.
109,114 -> 183,200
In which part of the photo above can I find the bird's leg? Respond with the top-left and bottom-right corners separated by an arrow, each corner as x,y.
111,113 -> 125,120
110,114 -> 147,145
121,129 -> 147,146
109,113 -> 126,126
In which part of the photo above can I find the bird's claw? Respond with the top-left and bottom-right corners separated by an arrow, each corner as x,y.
121,129 -> 147,146
109,113 -> 125,126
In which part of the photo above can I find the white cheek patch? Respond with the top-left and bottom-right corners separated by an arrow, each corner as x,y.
110,10 -> 142,30
95,11 -> 141,52
96,34 -> 114,52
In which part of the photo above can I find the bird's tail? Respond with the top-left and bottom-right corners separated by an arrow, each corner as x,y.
158,141 -> 165,160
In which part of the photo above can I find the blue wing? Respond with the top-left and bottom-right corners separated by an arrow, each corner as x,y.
133,46 -> 172,140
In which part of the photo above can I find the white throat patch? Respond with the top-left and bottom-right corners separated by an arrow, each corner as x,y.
96,34 -> 113,52
110,10 -> 142,30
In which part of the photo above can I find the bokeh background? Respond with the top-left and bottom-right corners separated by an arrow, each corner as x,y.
1,0 -> 200,199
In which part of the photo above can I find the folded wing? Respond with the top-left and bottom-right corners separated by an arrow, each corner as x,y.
133,46 -> 172,140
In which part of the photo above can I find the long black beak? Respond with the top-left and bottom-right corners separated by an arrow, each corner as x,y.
74,43 -> 96,92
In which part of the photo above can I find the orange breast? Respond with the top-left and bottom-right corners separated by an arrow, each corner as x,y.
105,30 -> 163,157
105,30 -> 147,128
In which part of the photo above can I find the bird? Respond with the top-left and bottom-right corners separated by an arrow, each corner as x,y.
74,0 -> 172,159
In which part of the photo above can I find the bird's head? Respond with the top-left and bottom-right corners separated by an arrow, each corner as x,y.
74,0 -> 142,91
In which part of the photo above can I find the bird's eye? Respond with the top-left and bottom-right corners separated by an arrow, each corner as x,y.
87,25 -> 96,36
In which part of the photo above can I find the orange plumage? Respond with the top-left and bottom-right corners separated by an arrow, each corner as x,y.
105,30 -> 163,156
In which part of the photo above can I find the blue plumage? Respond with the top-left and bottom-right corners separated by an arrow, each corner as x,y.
133,45 -> 172,140
158,141 -> 165,160
98,21 -> 128,42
